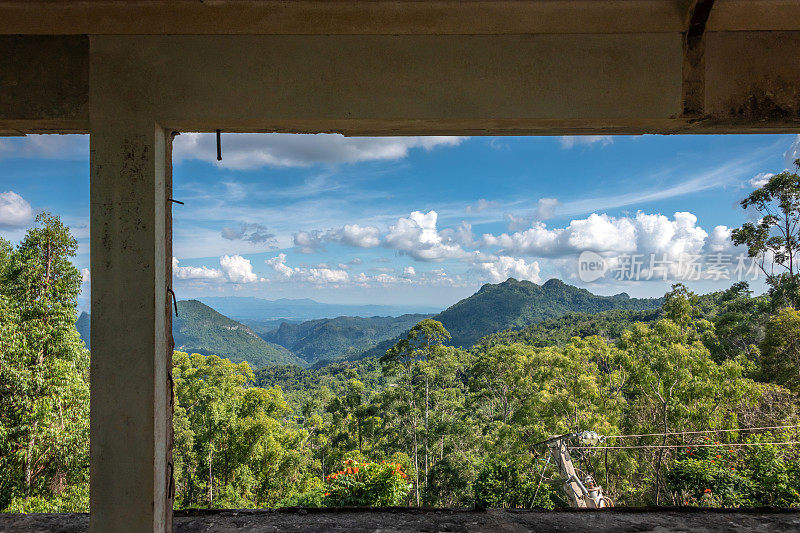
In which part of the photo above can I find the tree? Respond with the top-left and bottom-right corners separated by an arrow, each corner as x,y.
760,307 -> 800,394
732,161 -> 800,308
380,319 -> 451,505
0,214 -> 89,512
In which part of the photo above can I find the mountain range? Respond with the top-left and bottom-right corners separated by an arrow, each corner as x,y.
195,296 -> 440,321
76,278 -> 663,369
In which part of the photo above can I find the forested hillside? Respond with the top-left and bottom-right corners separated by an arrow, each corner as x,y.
173,300 -> 307,367
431,277 -> 662,347
259,314 -> 430,365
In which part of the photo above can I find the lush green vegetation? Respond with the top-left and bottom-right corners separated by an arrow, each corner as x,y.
431,277 -> 661,347
0,214 -> 89,512
5,172 -> 800,512
258,314 -> 431,366
173,300 -> 306,368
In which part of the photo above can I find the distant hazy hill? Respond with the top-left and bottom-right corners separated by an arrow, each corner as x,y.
76,312 -> 90,349
433,278 -> 662,347
257,314 -> 431,366
196,296 -> 439,321
174,300 -> 307,368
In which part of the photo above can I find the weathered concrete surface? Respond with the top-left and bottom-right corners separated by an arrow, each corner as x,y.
2,508 -> 800,533
89,119 -> 172,532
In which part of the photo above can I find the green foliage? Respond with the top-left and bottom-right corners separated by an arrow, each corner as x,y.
667,435 -> 800,507
5,210 -> 800,512
473,455 -> 561,509
479,308 -> 661,348
174,300 -> 306,368
0,214 -> 89,512
760,307 -> 800,394
732,161 -> 800,308
172,351 -> 317,508
258,314 -> 431,365
324,459 -> 411,507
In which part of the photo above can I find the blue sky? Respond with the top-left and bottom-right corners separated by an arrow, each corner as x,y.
1,133 -> 798,311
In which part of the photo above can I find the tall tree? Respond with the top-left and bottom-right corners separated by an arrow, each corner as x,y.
732,161 -> 800,308
0,214 -> 89,511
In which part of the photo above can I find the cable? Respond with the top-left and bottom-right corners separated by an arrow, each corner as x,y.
603,424 -> 800,440
571,440 -> 800,451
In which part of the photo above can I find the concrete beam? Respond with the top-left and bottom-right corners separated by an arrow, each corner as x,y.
3,30 -> 800,136
0,35 -> 89,134
0,0 -> 688,35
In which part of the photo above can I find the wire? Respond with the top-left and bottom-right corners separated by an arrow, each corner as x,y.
571,440 -> 800,451
603,424 -> 800,440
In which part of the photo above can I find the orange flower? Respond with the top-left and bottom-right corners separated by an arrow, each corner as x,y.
715,455 -> 721,459
714,442 -> 720,445
324,492 -> 330,496
704,488 -> 711,493
353,467 -> 359,474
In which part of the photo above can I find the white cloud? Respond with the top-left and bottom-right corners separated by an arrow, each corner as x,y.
80,268 -> 91,283
293,223 -> 381,253
220,255 -> 260,283
293,230 -> 325,253
384,210 -> 466,262
534,198 -> 559,220
338,224 -> 380,248
559,136 -> 613,149
0,135 -> 88,160
172,257 -> 224,280
481,211 -> 709,262
465,199 -> 499,213
403,266 -> 416,277
173,133 -> 466,170
0,191 -> 34,228
749,172 -> 774,188
265,253 -> 349,284
473,255 -> 541,283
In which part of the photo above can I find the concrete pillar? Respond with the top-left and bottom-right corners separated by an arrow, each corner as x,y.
89,121 -> 172,532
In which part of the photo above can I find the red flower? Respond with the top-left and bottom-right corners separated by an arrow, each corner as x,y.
353,467 -> 359,474
704,488 -> 711,493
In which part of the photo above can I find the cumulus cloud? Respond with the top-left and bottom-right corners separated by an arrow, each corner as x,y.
559,136 -> 613,149
220,255 -> 260,283
221,223 -> 276,245
172,257 -> 224,280
473,255 -> 541,283
384,210 -> 466,262
80,268 -> 91,283
338,224 -> 381,248
0,191 -> 34,228
265,253 -> 349,284
480,211 -> 711,266
173,133 -> 466,170
403,266 -> 416,277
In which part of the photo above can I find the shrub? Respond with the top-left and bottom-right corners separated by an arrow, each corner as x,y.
473,455 -> 560,509
324,459 -> 412,507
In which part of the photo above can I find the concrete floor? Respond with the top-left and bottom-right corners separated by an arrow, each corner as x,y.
2,508 -> 800,532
